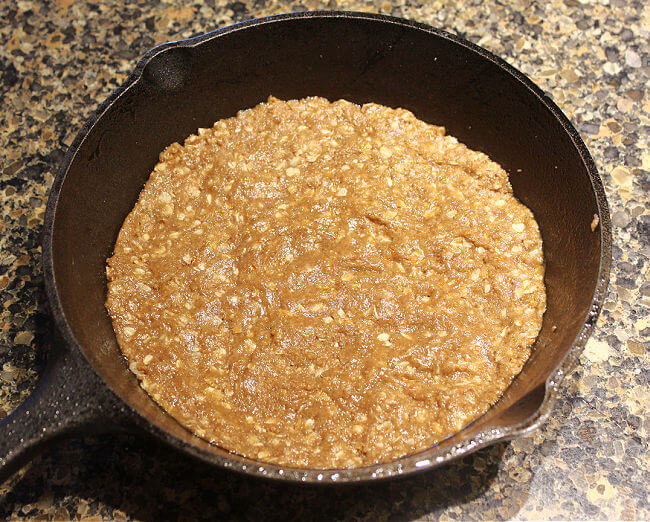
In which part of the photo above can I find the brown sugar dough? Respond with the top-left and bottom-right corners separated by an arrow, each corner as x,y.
106,96 -> 546,469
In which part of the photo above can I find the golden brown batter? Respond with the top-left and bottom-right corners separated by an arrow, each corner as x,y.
106,96 -> 545,469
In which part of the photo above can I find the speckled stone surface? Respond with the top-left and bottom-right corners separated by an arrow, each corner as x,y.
0,0 -> 647,519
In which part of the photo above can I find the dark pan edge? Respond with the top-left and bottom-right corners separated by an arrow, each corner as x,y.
42,11 -> 612,484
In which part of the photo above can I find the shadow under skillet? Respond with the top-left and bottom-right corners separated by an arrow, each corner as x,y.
0,430 -> 518,521
0,222 -> 52,419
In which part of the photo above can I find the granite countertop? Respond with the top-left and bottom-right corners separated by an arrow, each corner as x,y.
1,0 -> 647,519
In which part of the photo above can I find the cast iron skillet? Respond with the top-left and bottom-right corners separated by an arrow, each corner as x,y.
1,11 -> 611,484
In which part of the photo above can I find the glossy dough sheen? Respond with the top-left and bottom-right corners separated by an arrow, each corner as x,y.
106,97 -> 546,469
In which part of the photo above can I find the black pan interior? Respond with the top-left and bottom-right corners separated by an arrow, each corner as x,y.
49,15 -> 604,465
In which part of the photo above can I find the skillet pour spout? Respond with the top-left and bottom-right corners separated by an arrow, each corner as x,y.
1,11 -> 610,484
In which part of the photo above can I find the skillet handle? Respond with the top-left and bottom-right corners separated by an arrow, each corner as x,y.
0,344 -> 130,483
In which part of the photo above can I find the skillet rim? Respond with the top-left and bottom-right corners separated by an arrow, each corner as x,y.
42,10 -> 612,483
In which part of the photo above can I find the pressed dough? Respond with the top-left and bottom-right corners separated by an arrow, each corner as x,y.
106,96 -> 546,469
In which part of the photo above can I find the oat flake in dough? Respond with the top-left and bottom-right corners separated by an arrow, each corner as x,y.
106,96 -> 546,469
